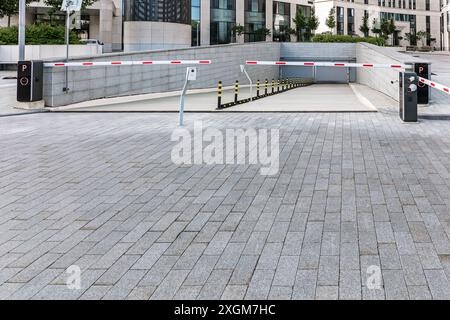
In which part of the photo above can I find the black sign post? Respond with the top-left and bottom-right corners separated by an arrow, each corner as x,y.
17,60 -> 43,102
415,63 -> 430,105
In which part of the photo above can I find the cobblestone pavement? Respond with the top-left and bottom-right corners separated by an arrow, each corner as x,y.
2,108 -> 450,300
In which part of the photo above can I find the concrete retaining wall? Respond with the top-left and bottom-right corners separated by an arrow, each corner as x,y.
281,43 -> 357,61
43,42 -> 280,107
0,45 -> 103,63
280,43 -> 357,83
356,43 -> 428,101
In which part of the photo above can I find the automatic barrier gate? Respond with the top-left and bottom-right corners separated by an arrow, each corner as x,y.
245,60 -> 449,122
18,59 -> 212,126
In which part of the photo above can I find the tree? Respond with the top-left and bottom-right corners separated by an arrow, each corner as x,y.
371,18 -> 381,38
306,6 -> 320,40
374,18 -> 397,45
359,14 -> 369,37
387,19 -> 397,46
0,0 -> 33,27
416,30 -> 428,47
255,27 -> 271,41
292,9 -> 307,41
325,8 -> 336,33
231,24 -> 244,43
405,32 -> 417,46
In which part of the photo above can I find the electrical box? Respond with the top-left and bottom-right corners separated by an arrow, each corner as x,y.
187,67 -> 197,81
399,72 -> 418,122
17,60 -> 44,102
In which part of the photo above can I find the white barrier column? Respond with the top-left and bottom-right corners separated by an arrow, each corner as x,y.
179,67 -> 197,127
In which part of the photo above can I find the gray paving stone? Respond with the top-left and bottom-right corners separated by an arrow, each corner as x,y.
221,285 -> 247,300
183,255 -> 219,286
4,110 -> 450,300
197,269 -> 232,300
150,269 -> 190,300
229,255 -> 258,285
292,269 -> 317,300
424,269 -> 450,299
268,286 -> 292,300
339,270 -> 362,300
317,255 -> 339,286
383,270 -> 409,300
315,286 -> 339,300
407,285 -> 432,300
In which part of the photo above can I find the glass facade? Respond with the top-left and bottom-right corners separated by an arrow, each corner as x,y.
347,8 -> 355,35
337,6 -> 344,35
273,1 -> 291,42
124,0 -> 191,24
210,0 -> 236,45
192,0 -> 201,46
245,0 -> 266,42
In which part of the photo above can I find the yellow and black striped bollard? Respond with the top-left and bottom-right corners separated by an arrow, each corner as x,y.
234,80 -> 239,104
256,80 -> 260,97
271,79 -> 275,94
265,79 -> 268,96
217,81 -> 222,109
277,80 -> 280,93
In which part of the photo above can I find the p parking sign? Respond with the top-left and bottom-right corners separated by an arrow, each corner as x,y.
17,61 -> 43,102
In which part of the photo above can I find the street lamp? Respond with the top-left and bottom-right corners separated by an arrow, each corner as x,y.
18,0 -> 26,61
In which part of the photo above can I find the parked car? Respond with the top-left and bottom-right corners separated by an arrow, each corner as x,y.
80,39 -> 104,46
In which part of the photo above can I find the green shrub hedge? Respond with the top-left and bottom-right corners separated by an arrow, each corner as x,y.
0,24 -> 80,45
311,34 -> 385,46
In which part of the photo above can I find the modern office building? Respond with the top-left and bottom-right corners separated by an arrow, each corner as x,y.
1,0 -> 449,52
315,1 -> 442,48
123,0 -> 192,51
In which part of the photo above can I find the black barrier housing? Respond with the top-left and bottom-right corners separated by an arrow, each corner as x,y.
399,72 -> 418,122
415,63 -> 430,105
17,60 -> 43,102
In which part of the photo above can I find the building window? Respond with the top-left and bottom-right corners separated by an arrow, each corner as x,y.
192,0 -> 201,46
124,0 -> 191,24
210,0 -> 236,45
245,0 -> 266,42
337,7 -> 344,35
273,1 -> 291,42
347,8 -> 355,35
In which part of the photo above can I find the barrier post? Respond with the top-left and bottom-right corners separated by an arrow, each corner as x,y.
179,67 -> 197,126
234,80 -> 239,103
272,79 -> 275,94
256,80 -> 260,97
217,81 -> 222,109
282,80 -> 285,91
265,79 -> 268,96
399,72 -> 418,122
277,80 -> 280,93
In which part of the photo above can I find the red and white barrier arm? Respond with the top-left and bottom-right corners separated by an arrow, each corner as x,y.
418,77 -> 450,95
246,61 -> 410,70
44,60 -> 212,67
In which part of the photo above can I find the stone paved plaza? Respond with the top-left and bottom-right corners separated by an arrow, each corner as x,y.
2,107 -> 450,300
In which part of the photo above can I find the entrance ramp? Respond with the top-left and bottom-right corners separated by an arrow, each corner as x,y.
225,84 -> 377,112
49,83 -> 392,113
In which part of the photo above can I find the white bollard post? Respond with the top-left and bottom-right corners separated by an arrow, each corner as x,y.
179,67 -> 197,126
